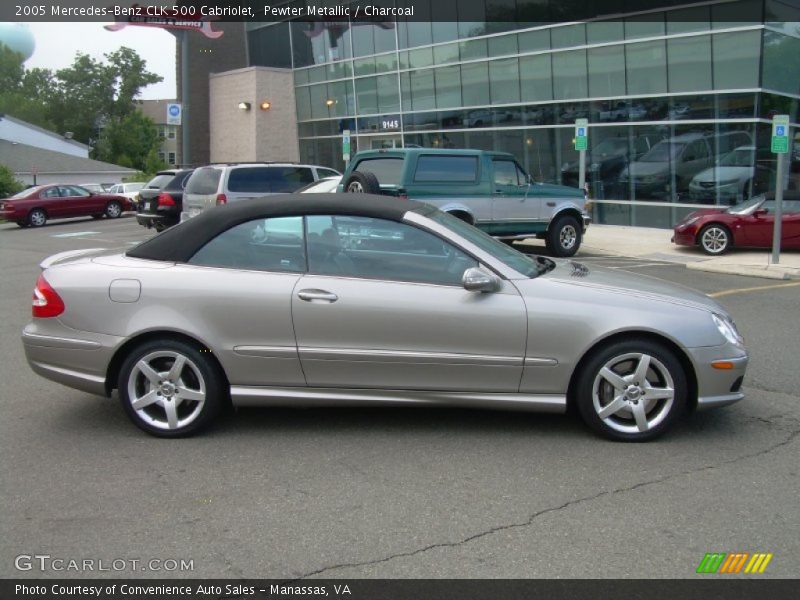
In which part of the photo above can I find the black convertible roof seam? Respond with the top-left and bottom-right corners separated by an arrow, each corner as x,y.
126,193 -> 427,263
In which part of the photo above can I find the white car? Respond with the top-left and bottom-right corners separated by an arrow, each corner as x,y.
298,176 -> 341,194
108,182 -> 145,202
689,146 -> 761,204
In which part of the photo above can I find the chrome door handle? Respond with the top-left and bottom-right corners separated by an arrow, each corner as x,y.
297,289 -> 338,303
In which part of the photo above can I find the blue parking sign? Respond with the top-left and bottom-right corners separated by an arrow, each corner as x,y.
775,125 -> 785,136
577,127 -> 586,136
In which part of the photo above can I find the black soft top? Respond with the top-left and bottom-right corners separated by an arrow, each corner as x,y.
126,193 -> 427,263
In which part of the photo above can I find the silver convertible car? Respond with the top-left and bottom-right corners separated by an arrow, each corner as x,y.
22,194 -> 748,441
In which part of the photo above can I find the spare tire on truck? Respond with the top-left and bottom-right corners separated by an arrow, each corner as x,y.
343,171 -> 380,194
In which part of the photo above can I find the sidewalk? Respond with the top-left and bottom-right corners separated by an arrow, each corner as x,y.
578,224 -> 800,280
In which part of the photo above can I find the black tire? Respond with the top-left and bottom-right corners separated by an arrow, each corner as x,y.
16,221 -> 28,228
105,201 -> 123,218
27,208 -> 47,227
545,214 -> 581,257
447,211 -> 474,225
118,339 -> 224,438
154,223 -> 166,233
574,338 -> 688,442
698,223 -> 732,255
343,171 -> 381,194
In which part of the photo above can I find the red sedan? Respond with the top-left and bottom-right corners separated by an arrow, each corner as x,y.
0,184 -> 133,228
673,192 -> 800,254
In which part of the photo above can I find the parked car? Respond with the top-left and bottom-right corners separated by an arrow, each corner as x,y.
673,192 -> 800,254
339,148 -> 590,257
108,182 -> 145,202
561,134 -> 663,190
78,183 -> 107,194
181,163 -> 341,220
136,169 -> 194,232
23,194 -> 747,441
0,184 -> 131,227
688,146 -> 770,204
619,131 -> 752,199
297,176 -> 341,194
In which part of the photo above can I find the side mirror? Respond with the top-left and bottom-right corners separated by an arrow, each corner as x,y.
753,207 -> 768,217
462,267 -> 500,293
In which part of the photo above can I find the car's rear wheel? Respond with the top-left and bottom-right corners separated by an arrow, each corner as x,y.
344,171 -> 380,194
575,339 -> 687,442
698,224 -> 731,255
118,339 -> 224,437
546,214 -> 581,257
27,208 -> 47,227
16,221 -> 28,228
105,201 -> 122,218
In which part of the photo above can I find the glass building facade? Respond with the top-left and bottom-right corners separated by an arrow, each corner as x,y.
247,0 -> 800,227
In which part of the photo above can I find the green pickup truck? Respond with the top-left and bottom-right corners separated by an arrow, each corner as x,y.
338,148 -> 590,257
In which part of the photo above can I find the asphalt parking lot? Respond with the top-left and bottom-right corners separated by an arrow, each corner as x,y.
1,214 -> 799,579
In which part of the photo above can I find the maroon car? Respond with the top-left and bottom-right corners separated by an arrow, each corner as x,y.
0,184 -> 133,228
673,191 -> 800,254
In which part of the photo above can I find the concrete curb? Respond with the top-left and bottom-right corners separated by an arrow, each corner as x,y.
686,261 -> 799,280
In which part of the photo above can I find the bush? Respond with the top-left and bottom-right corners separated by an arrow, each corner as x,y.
0,164 -> 23,198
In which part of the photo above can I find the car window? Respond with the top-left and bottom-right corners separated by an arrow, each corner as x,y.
41,187 -> 61,198
186,167 -> 223,195
189,216 -> 305,273
146,174 -> 174,189
352,157 -> 403,186
493,160 -> 519,186
61,186 -> 90,197
271,167 -> 315,193
227,167 -> 275,193
317,168 -> 340,178
306,215 -> 477,285
127,183 -> 144,192
414,155 -> 478,183
109,185 -> 120,194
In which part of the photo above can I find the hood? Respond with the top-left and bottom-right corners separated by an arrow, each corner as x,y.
624,161 -> 668,178
538,259 -> 724,314
692,166 -> 752,184
678,208 -> 727,224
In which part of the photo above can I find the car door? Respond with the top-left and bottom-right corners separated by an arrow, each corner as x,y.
677,140 -> 711,191
740,200 -> 776,247
58,186 -> 95,216
38,186 -> 67,217
491,159 -> 537,230
181,215 -> 308,386
291,215 -> 528,391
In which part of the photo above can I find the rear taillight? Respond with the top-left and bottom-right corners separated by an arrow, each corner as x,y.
157,193 -> 176,207
216,194 -> 227,206
32,274 -> 65,318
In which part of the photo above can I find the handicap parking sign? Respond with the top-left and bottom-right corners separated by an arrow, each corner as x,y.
577,127 -> 586,136
775,125 -> 785,136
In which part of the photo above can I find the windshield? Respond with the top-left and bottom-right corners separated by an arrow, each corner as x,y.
640,141 -> 684,162
9,186 -> 41,198
592,139 -> 628,158
421,208 -> 551,278
718,149 -> 755,167
727,195 -> 764,215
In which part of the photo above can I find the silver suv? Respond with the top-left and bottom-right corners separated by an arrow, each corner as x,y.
181,163 -> 340,220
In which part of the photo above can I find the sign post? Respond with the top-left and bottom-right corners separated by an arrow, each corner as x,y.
574,118 -> 588,192
770,115 -> 789,265
342,129 -> 351,166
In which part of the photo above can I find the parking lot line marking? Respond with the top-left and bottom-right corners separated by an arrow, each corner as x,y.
709,281 -> 800,298
51,231 -> 100,238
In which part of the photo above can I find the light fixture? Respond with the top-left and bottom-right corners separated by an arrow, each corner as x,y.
525,137 -> 533,146
325,99 -> 335,107
259,100 -> 271,111
237,102 -> 251,111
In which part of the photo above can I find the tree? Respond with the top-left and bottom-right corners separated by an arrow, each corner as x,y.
0,164 -> 23,198
0,45 -> 53,130
95,110 -> 161,172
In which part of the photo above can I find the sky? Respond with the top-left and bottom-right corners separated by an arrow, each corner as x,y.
24,23 -> 176,100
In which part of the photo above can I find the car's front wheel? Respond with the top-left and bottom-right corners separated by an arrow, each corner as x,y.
546,214 -> 581,257
575,338 -> 688,442
118,339 -> 224,437
105,201 -> 123,219
698,224 -> 731,255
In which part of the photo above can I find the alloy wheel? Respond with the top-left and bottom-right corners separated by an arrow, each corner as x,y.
560,224 -> 577,250
347,181 -> 364,193
126,351 -> 206,431
592,352 -> 675,434
106,202 -> 122,218
700,226 -> 729,254
29,210 -> 46,227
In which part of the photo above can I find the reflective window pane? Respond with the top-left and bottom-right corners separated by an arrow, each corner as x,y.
667,35 -> 712,93
461,62 -> 491,106
588,45 -> 626,98
551,23 -> 586,49
435,66 -> 462,108
489,58 -> 521,104
355,77 -> 378,115
517,28 -> 550,52
587,21 -> 624,44
410,69 -> 436,111
520,54 -> 553,102
552,50 -> 587,100
377,74 -> 400,113
713,30 -> 761,90
626,41 -> 667,95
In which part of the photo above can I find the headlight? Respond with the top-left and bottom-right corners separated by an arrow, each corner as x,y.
682,216 -> 700,227
712,313 -> 743,347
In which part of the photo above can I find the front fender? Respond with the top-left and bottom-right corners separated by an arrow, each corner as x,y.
439,203 -> 475,221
